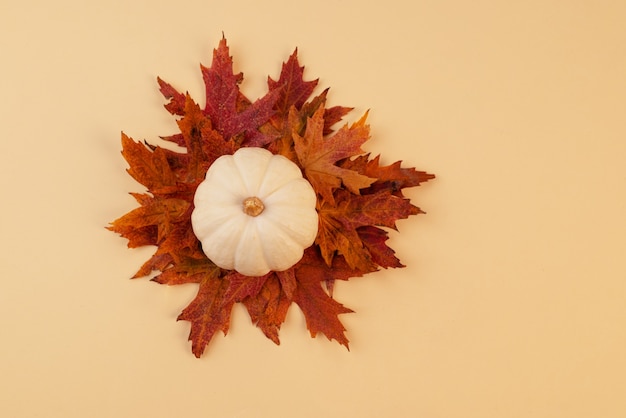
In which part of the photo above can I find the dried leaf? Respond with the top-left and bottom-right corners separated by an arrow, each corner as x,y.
294,107 -> 376,204
293,259 -> 354,348
177,271 -> 233,358
201,37 -> 280,146
268,49 -> 319,115
222,272 -> 270,304
343,154 -> 436,197
358,225 -> 403,268
316,189 -> 417,268
157,76 -> 186,117
242,273 -> 291,345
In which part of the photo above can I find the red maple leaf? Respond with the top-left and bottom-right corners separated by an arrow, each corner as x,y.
242,273 -> 291,345
293,272 -> 353,348
316,188 -> 418,269
292,247 -> 366,347
177,270 -> 233,358
342,153 -> 436,197
109,37 -> 434,357
268,49 -> 319,115
265,53 -> 352,162
202,38 -> 280,146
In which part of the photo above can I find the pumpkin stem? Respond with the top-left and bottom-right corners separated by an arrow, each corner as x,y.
242,196 -> 265,217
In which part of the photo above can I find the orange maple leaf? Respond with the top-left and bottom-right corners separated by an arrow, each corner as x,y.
316,189 -> 418,269
293,107 -> 376,204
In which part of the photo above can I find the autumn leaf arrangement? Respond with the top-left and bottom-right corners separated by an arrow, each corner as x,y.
109,37 -> 434,358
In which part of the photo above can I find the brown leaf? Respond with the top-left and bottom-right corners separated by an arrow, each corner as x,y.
152,256 -> 219,285
316,209 -> 377,272
133,253 -> 173,279
357,226 -> 403,268
108,196 -> 190,246
222,272 -> 270,305
296,247 -> 366,297
177,271 -> 233,358
300,89 -> 353,135
120,133 -> 178,194
293,261 -> 354,348
175,95 -> 234,182
264,51 -> 318,161
343,154 -> 435,196
268,49 -> 318,115
316,189 -> 417,269
157,77 -> 186,116
242,273 -> 292,344
276,269 -> 297,299
294,107 -> 376,204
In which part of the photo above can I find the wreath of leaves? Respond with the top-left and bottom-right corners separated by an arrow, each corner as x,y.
109,37 -> 434,357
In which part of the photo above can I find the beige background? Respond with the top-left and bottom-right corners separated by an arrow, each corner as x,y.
2,0 -> 625,417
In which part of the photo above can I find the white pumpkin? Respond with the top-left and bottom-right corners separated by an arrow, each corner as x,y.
191,147 -> 319,276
